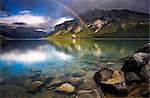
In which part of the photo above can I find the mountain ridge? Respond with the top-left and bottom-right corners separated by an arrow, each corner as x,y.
49,9 -> 149,38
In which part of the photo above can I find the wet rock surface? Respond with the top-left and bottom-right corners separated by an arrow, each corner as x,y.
48,81 -> 82,95
93,43 -> 150,97
136,43 -> 150,53
94,68 -> 128,95
56,83 -> 75,93
127,83 -> 149,98
121,43 -> 150,84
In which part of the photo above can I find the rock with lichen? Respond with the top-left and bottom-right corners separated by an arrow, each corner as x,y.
56,83 -> 75,93
94,68 -> 128,95
48,82 -> 80,95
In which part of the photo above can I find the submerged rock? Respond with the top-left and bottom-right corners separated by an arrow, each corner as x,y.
48,81 -> 82,95
23,79 -> 32,88
0,78 -> 4,84
1,85 -> 32,98
94,68 -> 128,95
76,89 -> 102,98
66,77 -> 84,85
32,75 -> 47,82
1,76 -> 24,86
56,83 -> 75,93
80,79 -> 97,90
65,72 -> 85,78
26,81 -> 43,93
72,72 -> 85,77
106,61 -> 114,65
23,76 -> 54,93
24,71 -> 41,79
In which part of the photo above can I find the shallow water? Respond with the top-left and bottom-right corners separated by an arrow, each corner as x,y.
0,39 -> 149,98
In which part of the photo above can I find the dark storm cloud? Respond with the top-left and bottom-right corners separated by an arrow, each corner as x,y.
61,0 -> 149,16
0,1 -> 6,11
1,0 -> 149,17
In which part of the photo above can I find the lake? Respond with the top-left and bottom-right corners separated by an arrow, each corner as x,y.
0,39 -> 149,98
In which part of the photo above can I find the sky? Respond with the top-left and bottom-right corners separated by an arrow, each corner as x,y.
1,0 -> 149,16
63,0 -> 149,15
0,0 -> 149,28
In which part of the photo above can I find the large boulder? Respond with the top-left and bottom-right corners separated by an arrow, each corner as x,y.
94,68 -> 128,95
136,43 -> 150,53
121,43 -> 150,84
122,53 -> 149,71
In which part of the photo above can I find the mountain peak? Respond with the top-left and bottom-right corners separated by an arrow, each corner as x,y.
49,9 -> 149,38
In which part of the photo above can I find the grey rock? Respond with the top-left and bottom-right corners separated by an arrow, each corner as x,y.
121,44 -> 150,83
136,43 -> 150,53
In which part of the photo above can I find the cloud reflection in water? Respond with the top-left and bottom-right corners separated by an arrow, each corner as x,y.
0,45 -> 73,65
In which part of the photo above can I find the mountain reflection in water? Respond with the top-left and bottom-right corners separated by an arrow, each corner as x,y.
0,39 -> 148,76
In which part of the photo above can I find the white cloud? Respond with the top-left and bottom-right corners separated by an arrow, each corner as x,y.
0,14 -> 46,26
54,17 -> 73,26
0,10 -> 73,28
19,10 -> 31,15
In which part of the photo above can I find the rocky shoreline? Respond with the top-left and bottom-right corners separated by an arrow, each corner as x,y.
0,43 -> 149,98
94,43 -> 150,98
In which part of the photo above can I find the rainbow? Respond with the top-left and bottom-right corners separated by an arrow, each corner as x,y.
47,0 -> 91,35
54,0 -> 86,26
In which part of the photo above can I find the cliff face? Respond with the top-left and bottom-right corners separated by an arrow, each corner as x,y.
51,9 -> 149,38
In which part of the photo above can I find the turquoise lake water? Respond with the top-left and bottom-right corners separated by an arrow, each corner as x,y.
0,39 -> 149,98
0,39 -> 148,77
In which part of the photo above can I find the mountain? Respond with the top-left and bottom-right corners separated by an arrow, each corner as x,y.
49,9 -> 149,38
0,23 -> 50,38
